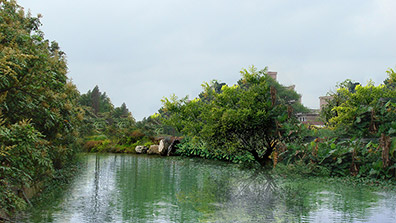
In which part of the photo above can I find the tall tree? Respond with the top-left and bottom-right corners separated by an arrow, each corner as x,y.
0,0 -> 82,215
91,85 -> 100,115
161,66 -> 304,166
80,85 -> 114,114
114,102 -> 130,118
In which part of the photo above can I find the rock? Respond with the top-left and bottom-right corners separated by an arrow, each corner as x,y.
147,145 -> 160,155
135,146 -> 148,154
158,138 -> 172,156
167,139 -> 180,156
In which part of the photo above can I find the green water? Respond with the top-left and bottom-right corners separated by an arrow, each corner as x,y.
23,154 -> 396,222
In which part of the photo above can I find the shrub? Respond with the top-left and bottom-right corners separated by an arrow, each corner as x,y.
83,140 -> 103,152
175,137 -> 255,164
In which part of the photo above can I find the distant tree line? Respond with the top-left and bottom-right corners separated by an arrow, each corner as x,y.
78,85 -> 135,136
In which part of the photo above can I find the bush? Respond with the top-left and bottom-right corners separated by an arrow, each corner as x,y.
175,137 -> 255,164
83,140 -> 103,151
279,137 -> 396,179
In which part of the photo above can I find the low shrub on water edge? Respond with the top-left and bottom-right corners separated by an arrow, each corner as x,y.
277,137 -> 396,179
175,137 -> 255,165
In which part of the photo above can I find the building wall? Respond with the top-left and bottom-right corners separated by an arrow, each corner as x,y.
319,96 -> 333,111
267,71 -> 277,80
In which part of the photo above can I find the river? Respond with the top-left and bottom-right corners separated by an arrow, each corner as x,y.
22,154 -> 396,222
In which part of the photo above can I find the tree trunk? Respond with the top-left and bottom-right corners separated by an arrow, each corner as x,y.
380,133 -> 391,168
250,147 -> 274,167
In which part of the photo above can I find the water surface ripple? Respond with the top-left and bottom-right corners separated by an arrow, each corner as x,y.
24,154 -> 396,223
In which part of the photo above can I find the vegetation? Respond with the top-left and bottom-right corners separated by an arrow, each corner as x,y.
158,66 -> 396,180
78,85 -> 161,154
79,85 -> 135,136
321,76 -> 396,138
1,0 -> 396,219
161,66 -> 307,167
312,68 -> 396,178
0,0 -> 82,216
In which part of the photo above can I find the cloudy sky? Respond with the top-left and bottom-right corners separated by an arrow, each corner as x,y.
18,0 -> 396,120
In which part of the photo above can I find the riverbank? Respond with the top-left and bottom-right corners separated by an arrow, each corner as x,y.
81,133 -> 396,184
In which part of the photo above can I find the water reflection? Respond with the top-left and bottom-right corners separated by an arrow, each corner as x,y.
23,154 -> 396,223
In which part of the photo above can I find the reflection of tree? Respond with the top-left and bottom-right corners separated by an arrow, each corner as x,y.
279,178 -> 383,222
175,168 -> 232,219
214,169 -> 281,222
78,154 -> 117,222
93,154 -> 100,215
181,168 -> 385,222
235,170 -> 278,200
177,168 -> 282,222
25,155 -> 392,222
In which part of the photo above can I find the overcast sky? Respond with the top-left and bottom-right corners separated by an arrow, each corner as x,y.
17,0 -> 396,120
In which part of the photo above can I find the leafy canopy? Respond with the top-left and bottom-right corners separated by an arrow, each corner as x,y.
0,0 -> 82,214
321,68 -> 396,137
161,66 -> 305,166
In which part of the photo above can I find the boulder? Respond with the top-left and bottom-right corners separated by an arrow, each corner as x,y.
135,146 -> 148,154
147,145 -> 160,155
158,138 -> 172,156
167,139 -> 180,156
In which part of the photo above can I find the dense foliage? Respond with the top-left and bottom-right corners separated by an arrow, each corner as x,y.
277,136 -> 396,179
78,86 -> 164,154
307,68 -> 396,178
158,66 -> 396,180
321,72 -> 396,138
161,66 -> 307,166
0,0 -> 82,216
79,85 -> 135,136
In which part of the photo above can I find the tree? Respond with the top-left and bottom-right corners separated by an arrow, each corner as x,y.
0,0 -> 81,147
79,87 -> 136,137
114,102 -> 131,118
321,70 -> 396,137
320,80 -> 360,125
384,67 -> 396,89
161,66 -> 304,166
80,85 -> 114,115
198,80 -> 226,102
91,85 -> 101,115
0,0 -> 82,215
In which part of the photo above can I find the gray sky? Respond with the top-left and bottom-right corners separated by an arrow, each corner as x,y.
18,0 -> 396,120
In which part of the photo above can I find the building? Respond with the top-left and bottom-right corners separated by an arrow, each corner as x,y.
267,70 -> 329,127
296,109 -> 324,127
319,96 -> 333,111
267,71 -> 278,80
